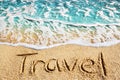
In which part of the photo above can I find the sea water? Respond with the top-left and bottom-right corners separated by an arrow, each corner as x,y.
0,0 -> 120,49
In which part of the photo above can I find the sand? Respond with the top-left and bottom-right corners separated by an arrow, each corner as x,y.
0,44 -> 120,80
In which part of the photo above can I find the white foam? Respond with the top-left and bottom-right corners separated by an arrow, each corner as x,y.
1,16 -> 120,50
0,39 -> 120,50
84,8 -> 91,17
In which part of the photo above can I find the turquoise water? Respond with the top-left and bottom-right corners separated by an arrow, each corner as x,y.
0,0 -> 120,24
0,0 -> 120,49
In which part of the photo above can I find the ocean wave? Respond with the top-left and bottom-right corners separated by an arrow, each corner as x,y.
0,0 -> 120,49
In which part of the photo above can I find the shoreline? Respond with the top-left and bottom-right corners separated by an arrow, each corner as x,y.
0,39 -> 120,50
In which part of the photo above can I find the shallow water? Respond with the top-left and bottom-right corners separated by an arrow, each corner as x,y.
0,0 -> 120,49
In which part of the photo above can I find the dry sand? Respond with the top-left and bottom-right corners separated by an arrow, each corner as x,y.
0,44 -> 120,80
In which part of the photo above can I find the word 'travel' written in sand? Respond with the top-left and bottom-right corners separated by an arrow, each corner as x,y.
17,52 -> 107,78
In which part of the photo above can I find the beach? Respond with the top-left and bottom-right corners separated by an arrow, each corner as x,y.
0,0 -> 120,80
0,44 -> 120,80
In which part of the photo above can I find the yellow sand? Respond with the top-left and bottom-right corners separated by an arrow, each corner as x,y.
0,44 -> 120,80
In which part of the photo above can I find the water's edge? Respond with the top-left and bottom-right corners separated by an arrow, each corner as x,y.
0,39 -> 120,50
